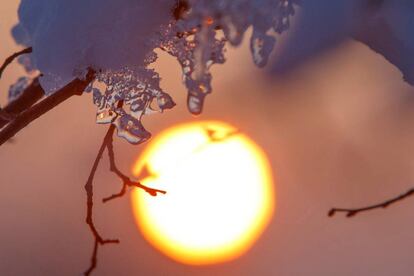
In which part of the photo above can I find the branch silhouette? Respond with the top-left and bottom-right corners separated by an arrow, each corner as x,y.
0,69 -> 95,146
103,133 -> 166,203
0,49 -> 165,275
0,47 -> 32,79
0,78 -> 44,128
0,47 -> 39,124
328,187 -> 414,217
84,111 -> 165,275
84,125 -> 120,276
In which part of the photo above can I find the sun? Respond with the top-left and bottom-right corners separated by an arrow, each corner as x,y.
130,121 -> 275,265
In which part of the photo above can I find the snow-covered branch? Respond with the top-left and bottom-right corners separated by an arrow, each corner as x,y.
0,69 -> 95,146
0,77 -> 43,128
9,0 -> 298,145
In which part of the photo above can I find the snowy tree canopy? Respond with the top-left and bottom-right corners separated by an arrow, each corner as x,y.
9,0 -> 414,144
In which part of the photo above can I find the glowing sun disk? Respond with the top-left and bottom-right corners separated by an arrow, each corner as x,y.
131,121 -> 275,265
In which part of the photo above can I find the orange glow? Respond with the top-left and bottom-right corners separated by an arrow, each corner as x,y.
204,16 -> 214,26
130,121 -> 275,265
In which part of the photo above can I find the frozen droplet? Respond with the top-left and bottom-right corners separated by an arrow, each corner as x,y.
92,88 -> 105,108
156,93 -> 176,111
113,114 -> 151,144
222,16 -> 244,46
187,94 -> 204,115
250,32 -> 275,67
96,107 -> 117,124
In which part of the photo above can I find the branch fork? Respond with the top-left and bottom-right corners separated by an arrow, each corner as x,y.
83,122 -> 165,276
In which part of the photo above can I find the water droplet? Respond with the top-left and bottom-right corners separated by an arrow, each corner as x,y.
96,108 -> 117,124
250,32 -> 275,67
187,94 -> 204,115
113,114 -> 151,144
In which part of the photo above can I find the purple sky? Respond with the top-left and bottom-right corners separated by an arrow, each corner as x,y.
2,1 -> 414,275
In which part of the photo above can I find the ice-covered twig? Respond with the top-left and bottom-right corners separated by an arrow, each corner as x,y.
0,47 -> 32,79
0,69 -> 95,146
328,187 -> 414,217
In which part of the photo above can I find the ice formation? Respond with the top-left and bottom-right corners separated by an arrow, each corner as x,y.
11,0 -> 298,144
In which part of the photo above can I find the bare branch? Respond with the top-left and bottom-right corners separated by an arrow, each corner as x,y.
102,128 -> 166,203
0,108 -> 15,122
84,120 -> 165,275
84,125 -> 120,276
0,70 -> 95,146
328,187 -> 414,217
0,77 -> 44,129
0,47 -> 32,79
84,240 -> 99,276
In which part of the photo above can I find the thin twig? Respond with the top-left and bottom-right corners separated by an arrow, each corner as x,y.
102,128 -> 166,203
328,187 -> 414,217
84,125 -> 119,276
84,120 -> 165,275
0,47 -> 32,79
0,69 -> 95,146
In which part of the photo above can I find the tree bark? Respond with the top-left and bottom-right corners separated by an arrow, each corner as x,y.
0,70 -> 95,146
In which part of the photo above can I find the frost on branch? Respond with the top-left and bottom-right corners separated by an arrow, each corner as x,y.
159,0 -> 298,114
12,0 -> 298,143
90,67 -> 175,144
8,77 -> 31,102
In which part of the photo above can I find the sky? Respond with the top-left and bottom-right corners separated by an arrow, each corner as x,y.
2,1 -> 414,275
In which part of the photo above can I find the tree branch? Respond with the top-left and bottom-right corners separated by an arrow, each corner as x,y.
0,47 -> 32,79
84,119 -> 165,275
0,70 -> 95,146
102,132 -> 166,203
0,77 -> 44,128
0,47 -> 39,127
84,125 -> 120,276
328,187 -> 414,217
0,108 -> 15,122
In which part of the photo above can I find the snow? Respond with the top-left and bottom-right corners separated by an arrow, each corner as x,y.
8,77 -> 30,102
13,0 -> 172,94
11,0 -> 299,143
270,1 -> 414,85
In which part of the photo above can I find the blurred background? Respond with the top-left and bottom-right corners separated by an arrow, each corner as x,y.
2,1 -> 414,275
